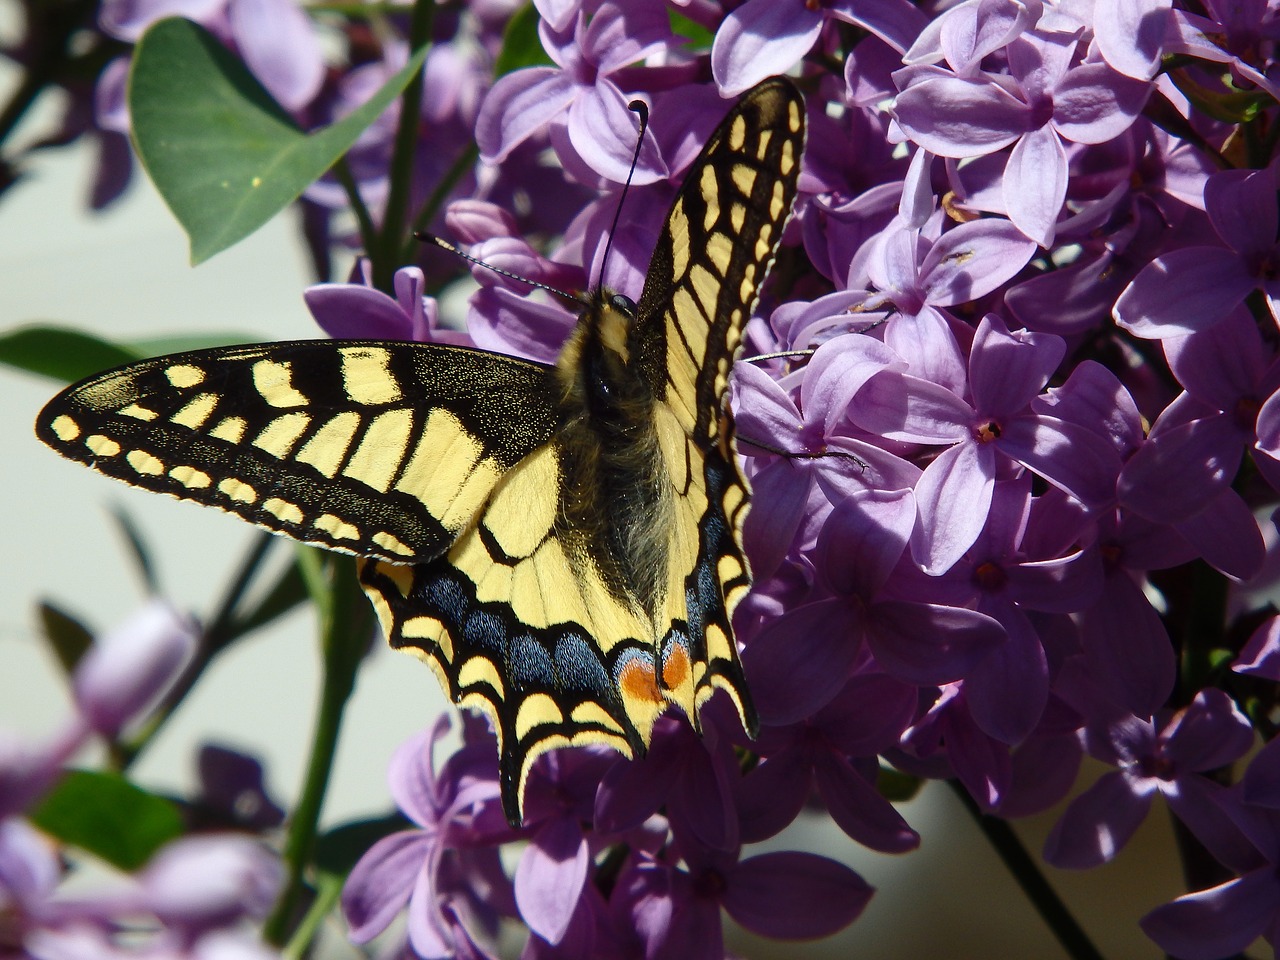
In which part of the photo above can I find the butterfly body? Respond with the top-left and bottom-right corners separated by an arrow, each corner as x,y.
37,78 -> 806,824
554,291 -> 671,626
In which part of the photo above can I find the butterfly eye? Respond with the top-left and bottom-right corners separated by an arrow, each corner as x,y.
609,293 -> 637,316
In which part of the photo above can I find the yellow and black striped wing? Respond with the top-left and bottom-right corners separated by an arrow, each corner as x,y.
36,340 -> 562,563
635,77 -> 806,731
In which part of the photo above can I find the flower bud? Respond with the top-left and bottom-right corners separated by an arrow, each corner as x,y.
72,601 -> 197,738
141,835 -> 282,931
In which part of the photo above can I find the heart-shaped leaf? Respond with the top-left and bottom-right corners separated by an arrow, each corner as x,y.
130,18 -> 428,263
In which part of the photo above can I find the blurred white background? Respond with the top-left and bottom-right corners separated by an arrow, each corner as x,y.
0,19 -> 1181,957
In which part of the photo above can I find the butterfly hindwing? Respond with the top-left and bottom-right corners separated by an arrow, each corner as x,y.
37,341 -> 561,563
360,459 -> 663,823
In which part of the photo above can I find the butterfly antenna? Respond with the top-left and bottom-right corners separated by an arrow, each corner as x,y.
596,98 -> 650,291
415,231 -> 583,306
745,348 -> 818,364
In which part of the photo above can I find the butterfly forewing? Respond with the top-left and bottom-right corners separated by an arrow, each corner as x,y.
37,341 -> 561,563
635,78 -> 805,732
635,77 -> 806,438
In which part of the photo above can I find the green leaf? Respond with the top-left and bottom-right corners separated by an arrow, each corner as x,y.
877,765 -> 924,803
1167,65 -> 1267,123
29,770 -> 184,871
669,8 -> 715,50
314,812 -> 411,876
0,325 -> 261,384
1209,647 -> 1236,672
37,601 -> 95,676
0,326 -> 139,382
130,18 -> 429,264
494,3 -> 553,76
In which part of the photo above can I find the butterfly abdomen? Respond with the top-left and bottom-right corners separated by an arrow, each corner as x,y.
555,293 -> 675,629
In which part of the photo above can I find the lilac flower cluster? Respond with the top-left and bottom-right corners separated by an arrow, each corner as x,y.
314,2 -> 1280,957
15,0 -> 1280,957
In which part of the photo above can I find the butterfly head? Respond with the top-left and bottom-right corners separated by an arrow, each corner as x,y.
555,287 -> 655,424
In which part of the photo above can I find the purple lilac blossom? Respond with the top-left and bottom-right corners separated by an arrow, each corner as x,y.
892,28 -> 1152,245
11,833 -> 285,960
98,0 -> 323,110
475,3 -> 672,185
191,745 -> 285,833
1115,165 -> 1280,337
1043,689 -> 1256,870
73,601 -> 197,738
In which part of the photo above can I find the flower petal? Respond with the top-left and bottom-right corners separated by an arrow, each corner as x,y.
968,314 -> 1064,415
814,753 -> 919,853
1114,246 -> 1254,338
228,0 -> 324,111
1093,0 -> 1172,79
711,0 -> 823,96
736,748 -> 812,843
911,441 -> 994,574
723,852 -> 872,939
1204,166 -> 1279,256
475,68 -> 575,164
342,830 -> 431,942
893,76 -> 1030,158
1042,771 -> 1154,868
1118,414 -> 1244,521
963,599 -> 1048,743
997,414 -> 1122,508
869,600 -> 1006,684
1003,124 -> 1067,246
918,218 -> 1037,307
1078,572 -> 1175,717
305,281 -> 411,340
566,80 -> 666,185
73,600 -> 197,738
743,600 -> 863,725
1141,868 -> 1279,960
1051,63 -> 1151,143
817,489 -> 914,599
515,815 -> 590,945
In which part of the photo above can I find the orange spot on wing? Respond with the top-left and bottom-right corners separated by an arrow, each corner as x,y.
619,658 -> 663,704
662,643 -> 691,691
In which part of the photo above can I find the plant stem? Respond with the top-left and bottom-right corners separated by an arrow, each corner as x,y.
372,0 -> 435,292
402,141 -> 479,261
283,871 -> 344,960
333,157 -> 380,259
949,780 -> 1104,960
1180,560 -> 1230,703
262,550 -> 371,946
